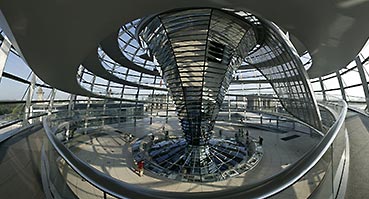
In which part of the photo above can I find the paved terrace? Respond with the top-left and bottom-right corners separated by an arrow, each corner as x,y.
60,117 -> 321,198
0,111 -> 367,198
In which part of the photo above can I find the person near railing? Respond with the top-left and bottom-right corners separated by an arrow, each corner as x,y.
137,160 -> 144,177
258,136 -> 263,146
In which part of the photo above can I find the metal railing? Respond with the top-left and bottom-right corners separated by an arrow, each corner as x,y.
41,93 -> 348,199
0,101 -> 52,142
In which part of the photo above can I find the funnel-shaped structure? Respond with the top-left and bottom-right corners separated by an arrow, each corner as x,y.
139,9 -> 257,145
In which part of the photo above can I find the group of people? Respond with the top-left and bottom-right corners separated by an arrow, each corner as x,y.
236,129 -> 263,146
235,129 -> 249,143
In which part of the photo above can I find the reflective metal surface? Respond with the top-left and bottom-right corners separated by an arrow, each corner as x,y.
139,8 -> 257,145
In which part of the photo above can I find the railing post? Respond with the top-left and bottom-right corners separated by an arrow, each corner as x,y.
68,94 -> 76,115
119,68 -> 129,126
119,84 -> 124,126
228,97 -> 231,121
134,96 -> 138,127
84,74 -> 96,132
23,73 -> 36,125
84,97 -> 91,134
336,71 -> 347,101
48,88 -> 56,115
150,76 -> 157,122
319,77 -> 327,101
166,93 -> 169,123
355,56 -> 369,110
102,80 -> 111,126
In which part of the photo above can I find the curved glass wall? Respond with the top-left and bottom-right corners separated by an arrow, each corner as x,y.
311,39 -> 369,110
0,7 -> 368,198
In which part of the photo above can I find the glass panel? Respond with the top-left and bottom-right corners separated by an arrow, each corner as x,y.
345,86 -> 365,102
326,90 -> 342,99
0,78 -> 28,100
323,76 -> 339,90
311,82 -> 321,91
341,69 -> 361,87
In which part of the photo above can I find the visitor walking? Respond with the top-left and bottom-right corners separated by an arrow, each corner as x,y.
137,160 -> 144,177
258,136 -> 263,146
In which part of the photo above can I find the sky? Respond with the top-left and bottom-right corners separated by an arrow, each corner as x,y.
0,52 -> 69,100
